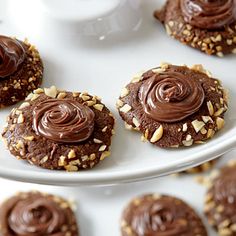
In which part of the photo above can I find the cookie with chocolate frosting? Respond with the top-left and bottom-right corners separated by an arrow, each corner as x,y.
154,0 -> 236,56
117,63 -> 228,148
204,161 -> 236,235
0,35 -> 43,108
1,86 -> 115,171
0,191 -> 79,236
121,194 -> 207,236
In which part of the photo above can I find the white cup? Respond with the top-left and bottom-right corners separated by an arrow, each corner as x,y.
8,0 -> 142,41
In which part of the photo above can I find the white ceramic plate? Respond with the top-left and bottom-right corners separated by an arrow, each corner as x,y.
0,0 -> 236,186
0,150 -> 235,236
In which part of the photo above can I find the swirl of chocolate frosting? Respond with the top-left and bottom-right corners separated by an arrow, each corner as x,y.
0,193 -> 68,236
180,0 -> 236,29
125,195 -> 206,236
0,35 -> 25,78
139,67 -> 205,123
32,99 -> 95,143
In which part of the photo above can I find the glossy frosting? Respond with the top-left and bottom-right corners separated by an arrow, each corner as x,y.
125,195 -> 204,236
180,0 -> 236,29
33,99 -> 95,143
139,66 -> 205,123
0,193 -> 68,236
0,35 -> 25,78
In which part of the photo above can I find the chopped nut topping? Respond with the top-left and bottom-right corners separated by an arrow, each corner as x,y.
19,102 -> 30,109
31,94 -> 40,101
81,155 -> 88,161
93,104 -> 104,111
152,68 -> 165,74
144,129 -> 149,139
120,104 -> 132,113
116,99 -> 124,108
123,226 -> 133,235
44,86 -> 57,98
15,140 -> 24,149
230,224 -> 236,232
131,71 -> 144,83
72,92 -> 79,97
182,123 -> 188,132
207,101 -> 214,116
165,24 -> 172,35
69,159 -> 81,166
90,153 -> 96,161
207,129 -> 215,139
40,156 -> 48,164
86,101 -> 96,106
218,228 -> 232,236
141,135 -> 147,142
150,125 -> 164,143
57,92 -> 67,99
216,117 -> 225,130
191,64 -> 205,73
65,165 -> 78,172
160,62 -> 170,69
102,126 -> 108,132
17,114 -> 24,124
80,95 -> 90,101
202,116 -> 213,123
125,122 -> 133,130
68,150 -> 76,159
132,117 -> 140,128
214,107 -> 225,117
216,205 -> 224,213
15,110 -> 22,115
58,156 -> 66,166
182,135 -> 193,147
120,87 -> 129,98
26,93 -> 33,101
94,138 -> 102,144
217,52 -> 224,57
200,127 -> 207,135
99,145 -> 107,152
227,39 -> 233,45
191,120 -> 205,133
168,21 -> 174,27
186,134 -> 192,141
34,88 -> 44,94
100,151 -> 111,160
23,136 -> 34,141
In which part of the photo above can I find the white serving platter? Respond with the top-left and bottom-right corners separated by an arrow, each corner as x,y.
0,0 -> 236,186
0,150 -> 235,236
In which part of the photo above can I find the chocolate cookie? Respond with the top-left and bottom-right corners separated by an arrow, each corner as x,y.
0,191 -> 79,236
204,161 -> 236,235
154,0 -> 236,56
121,194 -> 207,236
0,35 -> 43,108
1,86 -> 115,171
117,63 -> 228,148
